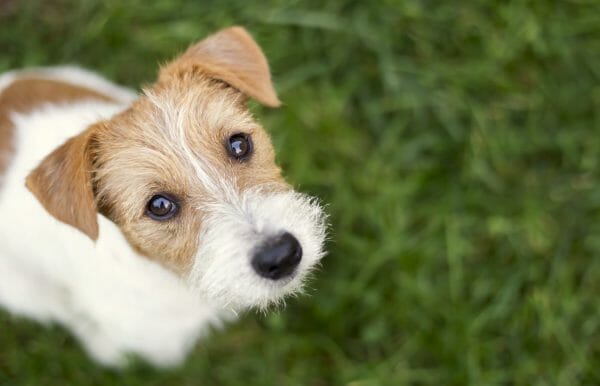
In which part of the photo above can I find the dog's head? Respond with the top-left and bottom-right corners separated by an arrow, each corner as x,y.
25,27 -> 327,310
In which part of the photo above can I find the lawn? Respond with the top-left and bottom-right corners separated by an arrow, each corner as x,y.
1,1 -> 599,385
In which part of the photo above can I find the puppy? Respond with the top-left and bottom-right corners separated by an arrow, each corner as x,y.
0,26 -> 326,366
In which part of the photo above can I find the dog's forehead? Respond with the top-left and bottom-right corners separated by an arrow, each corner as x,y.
95,77 -> 283,201
105,80 -> 252,161
130,79 -> 256,139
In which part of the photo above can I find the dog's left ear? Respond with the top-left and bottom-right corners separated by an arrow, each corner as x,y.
160,26 -> 281,107
26,127 -> 99,241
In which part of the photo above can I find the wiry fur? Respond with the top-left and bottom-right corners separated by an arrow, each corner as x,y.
0,27 -> 326,366
188,187 -> 327,311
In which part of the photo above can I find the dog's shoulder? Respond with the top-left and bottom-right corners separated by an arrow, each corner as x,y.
0,68 -> 119,115
0,66 -> 136,184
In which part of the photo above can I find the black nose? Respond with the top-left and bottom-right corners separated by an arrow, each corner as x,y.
252,232 -> 302,280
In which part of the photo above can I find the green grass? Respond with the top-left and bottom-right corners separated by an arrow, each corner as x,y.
1,0 -> 599,385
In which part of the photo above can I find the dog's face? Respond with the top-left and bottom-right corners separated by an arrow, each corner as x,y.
25,27 -> 326,310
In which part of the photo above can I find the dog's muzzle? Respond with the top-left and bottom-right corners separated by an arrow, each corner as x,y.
251,232 -> 302,280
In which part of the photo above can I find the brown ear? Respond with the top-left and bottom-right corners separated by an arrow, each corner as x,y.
160,26 -> 281,107
26,128 -> 99,240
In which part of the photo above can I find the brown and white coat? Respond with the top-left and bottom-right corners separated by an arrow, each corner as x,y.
0,27 -> 326,366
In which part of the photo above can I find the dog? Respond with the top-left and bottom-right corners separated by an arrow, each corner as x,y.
0,26 -> 326,366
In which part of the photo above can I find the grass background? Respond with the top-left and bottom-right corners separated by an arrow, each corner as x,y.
1,0 -> 599,385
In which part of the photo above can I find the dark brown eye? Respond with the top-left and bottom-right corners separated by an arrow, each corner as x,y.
227,133 -> 252,160
146,194 -> 178,221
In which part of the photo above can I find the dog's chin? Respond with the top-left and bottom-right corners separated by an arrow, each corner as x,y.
188,268 -> 311,312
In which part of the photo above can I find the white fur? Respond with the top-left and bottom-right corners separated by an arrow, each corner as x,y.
188,187 -> 327,310
0,66 -> 326,366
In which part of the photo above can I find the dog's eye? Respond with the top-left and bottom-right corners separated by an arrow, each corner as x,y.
146,194 -> 178,221
227,133 -> 252,160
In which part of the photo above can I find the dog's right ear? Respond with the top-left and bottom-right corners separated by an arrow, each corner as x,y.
26,127 -> 99,241
159,26 -> 281,107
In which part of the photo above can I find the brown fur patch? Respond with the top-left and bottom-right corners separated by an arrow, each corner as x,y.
92,76 -> 286,273
0,76 -> 115,185
26,127 -> 100,240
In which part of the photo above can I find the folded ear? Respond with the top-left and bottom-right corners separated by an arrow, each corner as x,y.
26,127 -> 99,240
160,26 -> 281,107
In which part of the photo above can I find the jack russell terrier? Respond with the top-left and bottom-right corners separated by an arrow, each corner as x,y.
0,26 -> 326,366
